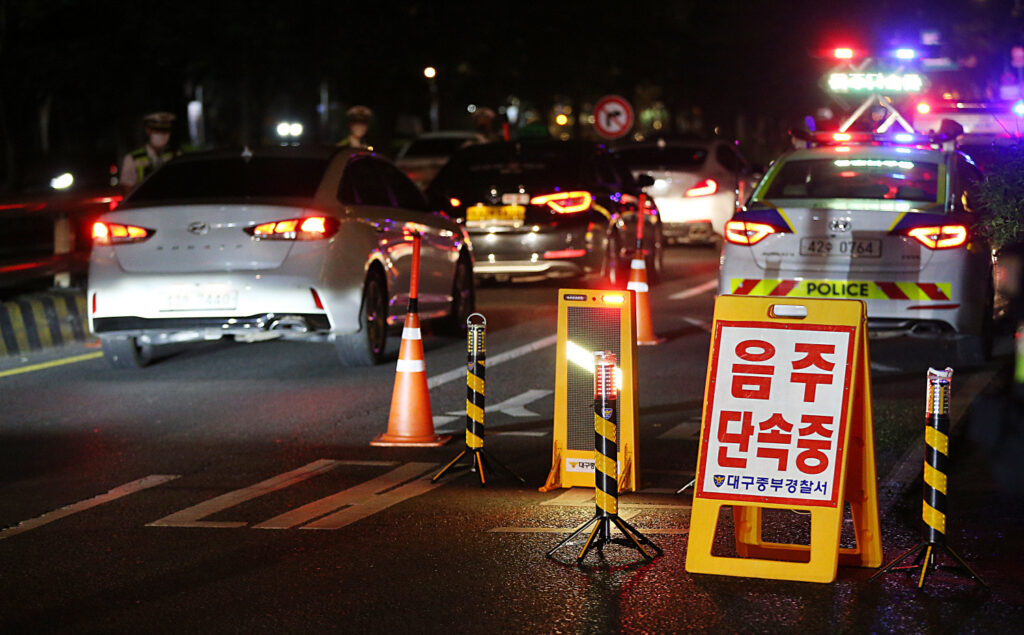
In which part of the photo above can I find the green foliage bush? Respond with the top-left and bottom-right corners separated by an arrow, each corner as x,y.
977,144 -> 1024,250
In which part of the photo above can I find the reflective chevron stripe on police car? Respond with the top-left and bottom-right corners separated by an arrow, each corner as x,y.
729,279 -> 953,301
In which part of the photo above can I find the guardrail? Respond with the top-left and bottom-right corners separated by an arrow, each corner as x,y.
0,189 -> 121,294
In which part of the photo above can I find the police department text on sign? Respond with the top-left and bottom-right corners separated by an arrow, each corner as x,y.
696,321 -> 855,507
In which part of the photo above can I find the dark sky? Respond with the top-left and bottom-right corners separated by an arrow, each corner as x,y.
0,0 -> 1016,182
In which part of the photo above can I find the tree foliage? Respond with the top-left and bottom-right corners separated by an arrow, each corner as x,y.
977,144 -> 1024,250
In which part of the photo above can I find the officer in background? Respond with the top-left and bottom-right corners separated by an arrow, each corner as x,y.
120,112 -> 178,190
337,105 -> 373,149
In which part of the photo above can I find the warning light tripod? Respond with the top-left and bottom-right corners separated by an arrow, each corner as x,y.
546,351 -> 662,563
869,368 -> 987,588
432,313 -> 525,487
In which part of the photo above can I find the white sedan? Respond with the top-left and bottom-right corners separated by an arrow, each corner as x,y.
88,146 -> 475,368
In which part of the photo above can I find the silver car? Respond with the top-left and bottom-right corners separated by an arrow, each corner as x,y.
88,146 -> 475,368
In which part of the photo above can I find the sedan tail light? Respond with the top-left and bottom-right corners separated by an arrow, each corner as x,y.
905,225 -> 968,249
530,191 -> 593,214
245,216 -> 340,240
724,220 -> 778,245
92,221 -> 154,245
685,178 -> 718,197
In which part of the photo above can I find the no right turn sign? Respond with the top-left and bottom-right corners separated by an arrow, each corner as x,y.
593,95 -> 634,139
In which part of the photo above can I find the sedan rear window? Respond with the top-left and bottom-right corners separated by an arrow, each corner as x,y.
431,143 -> 595,191
761,157 -> 940,202
128,157 -> 329,202
613,146 -> 708,171
402,136 -> 478,158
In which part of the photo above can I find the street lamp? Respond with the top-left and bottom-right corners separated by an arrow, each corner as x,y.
424,66 -> 439,132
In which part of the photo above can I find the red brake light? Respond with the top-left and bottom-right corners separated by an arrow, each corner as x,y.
684,178 -> 718,197
449,197 -> 462,207
725,220 -> 777,245
833,133 -> 852,142
834,47 -> 854,59
916,101 -> 931,115
92,221 -> 153,245
530,191 -> 592,213
247,216 -> 338,240
906,225 -> 967,249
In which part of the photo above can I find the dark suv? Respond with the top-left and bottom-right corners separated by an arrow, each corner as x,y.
426,140 -> 662,284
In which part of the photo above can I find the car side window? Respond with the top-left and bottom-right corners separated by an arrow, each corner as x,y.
376,160 -> 429,211
716,145 -> 741,172
959,157 -> 985,214
338,158 -> 390,206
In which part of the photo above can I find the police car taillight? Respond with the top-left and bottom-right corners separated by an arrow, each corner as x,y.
725,221 -> 778,245
905,225 -> 968,249
92,222 -> 153,245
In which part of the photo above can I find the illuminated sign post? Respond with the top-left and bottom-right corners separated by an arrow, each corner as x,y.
540,289 -> 640,493
685,295 -> 882,583
823,55 -> 925,134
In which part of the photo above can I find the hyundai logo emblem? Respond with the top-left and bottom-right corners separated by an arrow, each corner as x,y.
187,221 -> 209,236
829,218 -> 851,233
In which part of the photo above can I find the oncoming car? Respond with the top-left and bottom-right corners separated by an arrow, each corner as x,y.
718,132 -> 993,363
88,146 -> 474,369
426,140 -> 662,284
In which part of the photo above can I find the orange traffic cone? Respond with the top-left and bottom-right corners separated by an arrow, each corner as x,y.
628,256 -> 662,346
371,233 -> 450,447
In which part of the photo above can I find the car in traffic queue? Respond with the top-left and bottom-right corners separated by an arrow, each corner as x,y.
613,137 -> 758,245
718,131 -> 994,363
425,139 -> 663,284
87,146 -> 475,369
395,131 -> 485,190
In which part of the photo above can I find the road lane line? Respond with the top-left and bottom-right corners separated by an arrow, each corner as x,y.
0,474 -> 179,540
0,351 -> 103,379
427,334 -> 557,389
301,463 -> 443,530
682,317 -> 712,332
148,459 -> 341,528
668,279 -> 718,300
253,462 -> 435,529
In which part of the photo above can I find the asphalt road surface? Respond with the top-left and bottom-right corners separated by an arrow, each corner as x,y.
2,247 -> 1022,633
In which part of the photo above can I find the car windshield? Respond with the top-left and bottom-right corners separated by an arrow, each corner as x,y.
760,157 -> 940,202
402,137 -> 476,158
431,142 -> 599,191
128,157 -> 328,202
614,146 -> 707,171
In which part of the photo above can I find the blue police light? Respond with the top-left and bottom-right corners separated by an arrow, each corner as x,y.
893,133 -> 915,143
1014,100 -> 1024,117
895,48 -> 917,60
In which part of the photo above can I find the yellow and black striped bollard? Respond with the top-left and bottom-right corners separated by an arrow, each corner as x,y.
547,351 -> 661,563
433,313 -> 524,486
870,367 -> 986,587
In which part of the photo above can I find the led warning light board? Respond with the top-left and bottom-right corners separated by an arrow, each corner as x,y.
686,295 -> 882,584
540,289 -> 639,493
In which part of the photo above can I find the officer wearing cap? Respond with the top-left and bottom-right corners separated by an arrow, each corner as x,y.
337,105 -> 373,149
120,112 -> 178,190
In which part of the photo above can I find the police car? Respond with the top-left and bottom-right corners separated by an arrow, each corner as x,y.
718,131 -> 994,363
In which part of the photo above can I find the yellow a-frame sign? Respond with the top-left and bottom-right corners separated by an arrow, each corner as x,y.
685,295 -> 882,583
540,289 -> 640,493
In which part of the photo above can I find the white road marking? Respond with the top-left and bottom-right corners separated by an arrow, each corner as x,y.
682,316 -> 712,332
254,462 -> 435,529
668,279 -> 719,300
148,459 -> 341,528
302,464 -> 443,530
0,474 -> 179,540
427,334 -> 558,389
657,419 -> 702,440
539,487 -> 688,509
435,388 -> 554,427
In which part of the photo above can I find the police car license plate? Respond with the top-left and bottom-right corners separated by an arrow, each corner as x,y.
160,284 -> 238,311
799,238 -> 881,258
466,204 -> 525,227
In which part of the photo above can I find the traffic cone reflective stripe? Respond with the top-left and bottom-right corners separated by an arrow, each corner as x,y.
628,256 -> 660,345
372,310 -> 450,447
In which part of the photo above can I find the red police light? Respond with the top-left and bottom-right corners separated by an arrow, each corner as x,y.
916,102 -> 931,115
834,47 -> 854,59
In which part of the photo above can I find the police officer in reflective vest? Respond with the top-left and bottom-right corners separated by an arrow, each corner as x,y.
337,105 -> 373,149
120,112 -> 178,190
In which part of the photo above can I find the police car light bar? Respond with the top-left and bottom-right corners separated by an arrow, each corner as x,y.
828,72 -> 924,94
793,129 -> 944,147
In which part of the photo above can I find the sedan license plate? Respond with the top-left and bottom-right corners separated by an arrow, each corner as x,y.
799,238 -> 881,258
466,204 -> 525,227
161,284 -> 238,311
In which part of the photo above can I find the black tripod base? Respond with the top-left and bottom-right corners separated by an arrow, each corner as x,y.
431,447 -> 526,487
869,540 -> 987,588
546,512 -> 663,563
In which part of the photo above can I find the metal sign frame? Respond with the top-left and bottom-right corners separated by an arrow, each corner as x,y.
540,289 -> 639,493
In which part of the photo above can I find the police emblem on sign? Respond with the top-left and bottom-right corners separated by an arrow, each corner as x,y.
713,474 -> 726,487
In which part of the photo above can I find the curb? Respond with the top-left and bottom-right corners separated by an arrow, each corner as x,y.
0,290 -> 91,357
